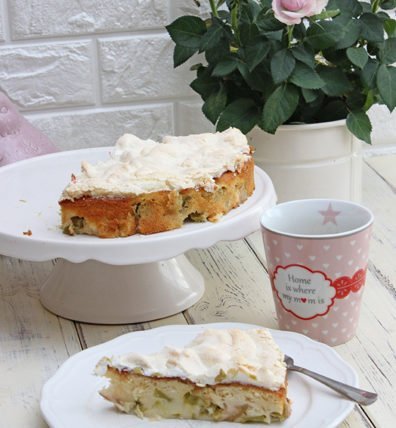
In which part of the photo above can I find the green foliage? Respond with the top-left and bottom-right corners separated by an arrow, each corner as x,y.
346,111 -> 372,144
262,84 -> 299,133
166,0 -> 396,143
270,50 -> 295,84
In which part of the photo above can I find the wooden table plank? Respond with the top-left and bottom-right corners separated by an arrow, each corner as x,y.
185,241 -> 278,328
336,269 -> 396,428
77,312 -> 188,349
363,159 -> 396,295
0,257 -> 81,428
366,154 -> 396,190
343,409 -> 375,428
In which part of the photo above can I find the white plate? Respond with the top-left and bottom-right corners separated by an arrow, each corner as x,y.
41,323 -> 358,428
0,149 -> 275,264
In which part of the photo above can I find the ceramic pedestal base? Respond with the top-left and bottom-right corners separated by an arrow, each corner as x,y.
40,255 -> 205,324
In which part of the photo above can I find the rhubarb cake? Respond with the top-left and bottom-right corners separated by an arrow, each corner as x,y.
59,128 -> 255,238
95,328 -> 290,423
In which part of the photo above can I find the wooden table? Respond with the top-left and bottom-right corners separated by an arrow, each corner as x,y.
1,155 -> 395,428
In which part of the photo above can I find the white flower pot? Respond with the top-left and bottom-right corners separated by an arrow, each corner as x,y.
248,120 -> 362,203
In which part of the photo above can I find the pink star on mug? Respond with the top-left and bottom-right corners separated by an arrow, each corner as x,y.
319,203 -> 341,225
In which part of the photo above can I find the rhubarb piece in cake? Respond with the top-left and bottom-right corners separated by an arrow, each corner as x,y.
95,328 -> 290,423
59,128 -> 255,238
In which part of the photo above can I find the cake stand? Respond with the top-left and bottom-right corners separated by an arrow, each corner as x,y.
0,148 -> 276,324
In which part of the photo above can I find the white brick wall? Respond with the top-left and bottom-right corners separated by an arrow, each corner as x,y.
99,35 -> 194,102
8,0 -> 169,39
0,0 -> 394,152
0,41 -> 94,109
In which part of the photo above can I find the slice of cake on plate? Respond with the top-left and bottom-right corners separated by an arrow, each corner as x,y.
59,128 -> 255,238
95,328 -> 291,423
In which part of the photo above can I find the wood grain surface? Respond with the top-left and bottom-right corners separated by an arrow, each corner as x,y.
0,156 -> 395,428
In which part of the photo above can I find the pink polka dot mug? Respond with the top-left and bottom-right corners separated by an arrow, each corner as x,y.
261,199 -> 374,346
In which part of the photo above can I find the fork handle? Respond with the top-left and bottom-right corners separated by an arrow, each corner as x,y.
290,365 -> 378,405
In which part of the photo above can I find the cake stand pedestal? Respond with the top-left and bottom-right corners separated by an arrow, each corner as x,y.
0,148 -> 276,324
40,257 -> 204,324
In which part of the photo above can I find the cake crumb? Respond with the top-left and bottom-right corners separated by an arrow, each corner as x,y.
23,230 -> 32,236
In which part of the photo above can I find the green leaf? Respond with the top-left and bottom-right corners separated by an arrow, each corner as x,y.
319,67 -> 353,96
264,30 -> 284,41
244,40 -> 271,71
217,10 -> 230,20
360,2 -> 371,13
359,13 -> 385,43
311,9 -> 340,21
318,100 -> 348,122
190,75 -> 219,100
379,38 -> 396,65
346,92 -> 366,110
291,45 -> 315,69
381,0 -> 396,10
262,84 -> 299,134
323,49 -> 350,67
361,59 -> 379,89
366,41 -> 381,57
205,37 -> 230,63
346,47 -> 368,69
377,64 -> 396,111
212,59 -> 238,76
384,19 -> 396,38
306,21 -> 344,50
334,19 -> 361,50
302,88 -> 319,103
173,45 -> 197,67
290,62 -> 325,90
239,23 -> 260,45
166,16 -> 207,49
270,50 -> 296,85
202,84 -> 227,124
298,92 -> 325,122
378,11 -> 392,20
240,0 -> 262,23
236,61 -> 251,82
293,22 -> 307,39
190,63 -> 202,71
256,9 -> 284,31
363,89 -> 376,111
241,65 -> 273,92
327,0 -> 362,17
259,0 -> 272,7
200,18 -> 227,52
217,99 -> 260,134
346,111 -> 372,144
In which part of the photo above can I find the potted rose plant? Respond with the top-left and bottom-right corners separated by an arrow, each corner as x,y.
166,0 -> 396,201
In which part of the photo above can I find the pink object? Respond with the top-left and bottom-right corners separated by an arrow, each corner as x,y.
261,199 -> 373,346
272,0 -> 328,24
0,92 -> 57,166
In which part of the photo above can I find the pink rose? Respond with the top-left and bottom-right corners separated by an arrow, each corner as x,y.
272,0 -> 329,25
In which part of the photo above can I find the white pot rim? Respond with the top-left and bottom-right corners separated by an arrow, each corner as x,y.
253,119 -> 347,133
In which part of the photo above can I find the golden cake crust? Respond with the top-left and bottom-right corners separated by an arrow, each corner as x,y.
60,157 -> 255,238
99,367 -> 291,423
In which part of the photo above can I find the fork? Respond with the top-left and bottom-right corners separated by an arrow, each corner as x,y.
284,355 -> 378,405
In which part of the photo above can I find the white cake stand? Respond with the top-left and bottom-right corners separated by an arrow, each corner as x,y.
0,148 -> 276,324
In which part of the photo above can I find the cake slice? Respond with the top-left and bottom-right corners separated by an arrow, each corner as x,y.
95,328 -> 290,423
59,128 -> 255,238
